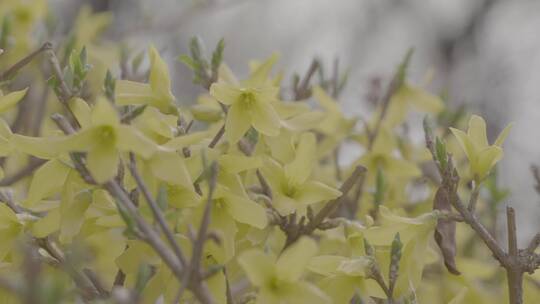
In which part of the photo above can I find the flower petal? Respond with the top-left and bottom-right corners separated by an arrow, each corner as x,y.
91,97 -> 119,127
224,193 -> 268,229
284,132 -> 316,185
296,181 -> 341,206
0,88 -> 28,113
251,99 -> 280,136
467,115 -> 488,148
115,80 -> 154,106
86,144 -> 119,183
474,146 -> 503,179
276,237 -> 318,281
116,125 -> 157,158
450,127 -> 476,162
494,122 -> 513,147
148,151 -> 192,188
238,249 -> 274,286
209,83 -> 241,105
225,103 -> 251,143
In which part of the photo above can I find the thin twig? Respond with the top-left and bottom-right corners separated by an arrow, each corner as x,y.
43,43 -> 80,128
128,153 -> 187,266
208,124 -> 225,148
0,42 -> 50,82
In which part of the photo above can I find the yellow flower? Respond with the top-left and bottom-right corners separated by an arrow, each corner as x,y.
54,98 -> 158,183
238,237 -> 330,304
308,255 -> 370,303
115,46 -> 176,113
261,133 -> 341,215
450,115 -> 512,181
0,88 -> 28,112
210,83 -> 280,143
383,83 -> 444,127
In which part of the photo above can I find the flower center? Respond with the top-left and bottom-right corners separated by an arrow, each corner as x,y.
239,91 -> 256,109
98,126 -> 116,144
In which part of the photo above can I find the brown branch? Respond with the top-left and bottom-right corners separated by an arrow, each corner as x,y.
281,165 -> 366,248
208,124 -> 225,148
43,43 -> 81,129
424,125 -> 540,304
0,42 -> 50,82
0,158 -> 46,186
127,153 -> 187,266
175,162 -> 218,304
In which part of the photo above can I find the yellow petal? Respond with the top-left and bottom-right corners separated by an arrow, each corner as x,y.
115,80 -> 154,106
69,97 -> 91,128
30,208 -> 60,238
209,82 -> 241,105
56,128 -> 100,153
225,103 -> 251,143
312,86 -> 339,113
296,181 -> 341,205
224,193 -> 267,229
219,154 -> 262,174
308,255 -> 348,276
284,132 -> 316,185
450,127 -> 476,162
467,115 -> 488,148
474,146 -> 503,179
243,53 -> 279,87
86,144 -> 119,183
116,125 -> 157,158
276,237 -> 318,281
59,190 -> 92,243
251,100 -> 280,137
238,249 -> 274,287
384,157 -> 421,178
163,131 -> 210,150
24,159 -> 71,206
494,122 -> 513,146
148,151 -> 192,188
286,281 -> 331,304
91,97 -> 119,127
148,45 -> 173,101
399,85 -> 444,113
0,88 -> 28,113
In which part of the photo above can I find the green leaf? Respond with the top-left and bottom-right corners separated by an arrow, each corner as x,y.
157,184 -> 168,211
178,54 -> 196,71
374,168 -> 385,206
435,137 -> 447,170
134,264 -> 153,294
389,232 -> 403,290
211,38 -> 225,74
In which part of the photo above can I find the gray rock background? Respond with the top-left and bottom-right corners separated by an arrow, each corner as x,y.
52,0 -> 540,243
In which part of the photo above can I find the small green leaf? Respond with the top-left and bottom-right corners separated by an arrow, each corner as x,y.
374,168 -> 386,206
389,232 -> 403,290
363,238 -> 375,257
436,137 -> 447,170
134,264 -> 153,294
156,184 -> 168,211
211,38 -> 225,74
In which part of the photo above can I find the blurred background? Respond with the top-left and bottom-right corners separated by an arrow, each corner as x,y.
50,0 -> 540,241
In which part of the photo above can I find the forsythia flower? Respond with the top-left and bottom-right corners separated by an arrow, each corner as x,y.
450,115 -> 512,181
238,237 -> 331,304
210,82 -> 281,143
57,98 -> 159,183
0,88 -> 28,112
308,255 -> 370,303
115,46 -> 177,113
261,133 -> 341,215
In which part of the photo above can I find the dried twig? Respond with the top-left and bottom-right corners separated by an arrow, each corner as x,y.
424,123 -> 540,304
0,42 -> 50,82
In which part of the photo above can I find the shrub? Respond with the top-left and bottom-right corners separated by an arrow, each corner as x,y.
0,3 -> 538,304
